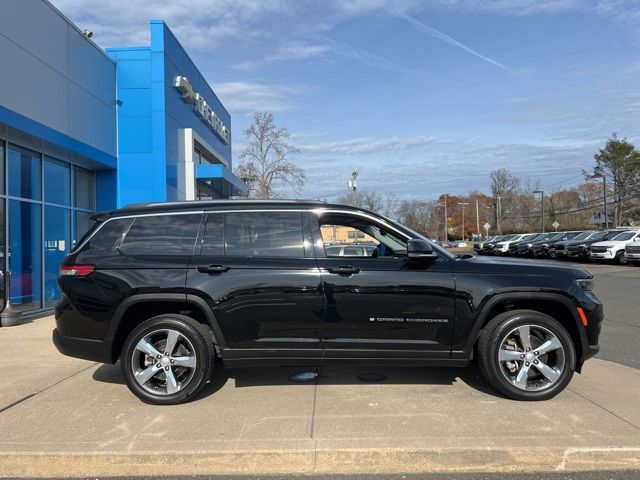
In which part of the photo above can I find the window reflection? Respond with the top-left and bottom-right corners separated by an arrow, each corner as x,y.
44,206 -> 70,306
45,158 -> 71,205
8,200 -> 42,311
8,145 -> 41,200
121,214 -> 201,256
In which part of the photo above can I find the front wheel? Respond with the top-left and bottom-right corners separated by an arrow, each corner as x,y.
478,310 -> 576,400
121,314 -> 215,405
548,249 -> 557,259
615,251 -> 628,265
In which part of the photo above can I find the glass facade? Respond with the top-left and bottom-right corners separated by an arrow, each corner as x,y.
1,141 -> 96,314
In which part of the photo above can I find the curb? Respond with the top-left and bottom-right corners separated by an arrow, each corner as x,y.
1,447 -> 640,477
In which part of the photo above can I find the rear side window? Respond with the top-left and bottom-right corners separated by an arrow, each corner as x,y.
120,214 -> 202,255
226,212 -> 304,257
82,218 -> 132,253
201,213 -> 224,255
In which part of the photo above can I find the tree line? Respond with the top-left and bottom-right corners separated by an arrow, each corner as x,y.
235,113 -> 640,240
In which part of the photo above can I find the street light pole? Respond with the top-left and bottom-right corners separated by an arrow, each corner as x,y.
588,167 -> 608,230
443,195 -> 448,242
534,190 -> 544,233
475,200 -> 480,240
458,202 -> 469,241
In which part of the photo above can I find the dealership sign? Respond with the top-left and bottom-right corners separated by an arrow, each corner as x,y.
173,76 -> 230,144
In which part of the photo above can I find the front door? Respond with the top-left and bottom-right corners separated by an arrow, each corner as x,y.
186,209 -> 323,361
312,210 -> 456,359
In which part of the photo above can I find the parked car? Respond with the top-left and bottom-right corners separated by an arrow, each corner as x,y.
53,200 -> 603,404
565,230 -> 620,260
493,233 -> 537,255
481,234 -> 511,255
589,230 -> 640,265
624,240 -> 640,265
550,231 -> 595,260
516,233 -> 558,257
508,233 -> 544,256
474,235 -> 498,255
531,232 -> 581,258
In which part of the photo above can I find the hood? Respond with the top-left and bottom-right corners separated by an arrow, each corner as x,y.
455,254 -> 590,278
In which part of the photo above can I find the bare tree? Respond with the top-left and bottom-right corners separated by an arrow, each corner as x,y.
235,112 -> 304,199
490,169 -> 520,233
336,188 -> 383,212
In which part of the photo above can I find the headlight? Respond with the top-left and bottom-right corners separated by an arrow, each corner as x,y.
600,244 -> 614,249
579,243 -> 587,248
576,278 -> 594,291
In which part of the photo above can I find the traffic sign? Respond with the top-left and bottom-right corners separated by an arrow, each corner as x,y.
483,222 -> 491,231
552,221 -> 560,231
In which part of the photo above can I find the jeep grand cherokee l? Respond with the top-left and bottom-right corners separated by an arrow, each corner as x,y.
53,200 -> 603,405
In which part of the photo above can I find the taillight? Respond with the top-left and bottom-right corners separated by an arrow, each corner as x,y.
59,265 -> 95,276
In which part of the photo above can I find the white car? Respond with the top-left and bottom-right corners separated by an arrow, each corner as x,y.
589,230 -> 640,265
625,240 -> 640,265
493,233 -> 536,255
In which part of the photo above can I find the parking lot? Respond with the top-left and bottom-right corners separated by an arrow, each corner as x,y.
0,261 -> 638,478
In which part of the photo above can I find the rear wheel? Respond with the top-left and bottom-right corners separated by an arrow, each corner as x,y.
121,314 -> 215,405
478,310 -> 575,400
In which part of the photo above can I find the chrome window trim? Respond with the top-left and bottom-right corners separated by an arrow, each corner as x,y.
72,208 -> 310,254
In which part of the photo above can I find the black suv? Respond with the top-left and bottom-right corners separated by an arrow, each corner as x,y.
53,200 -> 603,404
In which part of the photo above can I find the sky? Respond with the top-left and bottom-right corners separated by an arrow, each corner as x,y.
52,0 -> 640,201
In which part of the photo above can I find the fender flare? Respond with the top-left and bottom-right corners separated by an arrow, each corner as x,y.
458,291 -> 585,356
105,293 -> 226,347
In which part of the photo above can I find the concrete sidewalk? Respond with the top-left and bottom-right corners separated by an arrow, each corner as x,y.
0,317 -> 639,477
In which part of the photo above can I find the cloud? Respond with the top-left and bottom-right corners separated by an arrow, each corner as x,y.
234,41 -> 331,69
213,82 -> 300,115
322,37 -> 423,76
301,135 -> 438,155
388,9 -> 509,70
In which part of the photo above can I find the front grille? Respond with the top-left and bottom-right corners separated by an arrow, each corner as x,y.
626,245 -> 640,254
590,246 -> 608,253
567,245 -> 582,252
555,244 -> 565,251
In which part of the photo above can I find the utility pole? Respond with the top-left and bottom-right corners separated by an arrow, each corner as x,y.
534,190 -> 545,233
458,202 -> 469,241
475,200 -> 480,240
348,171 -> 358,206
443,195 -> 448,242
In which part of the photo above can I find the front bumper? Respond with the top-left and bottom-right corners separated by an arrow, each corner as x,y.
590,250 -> 615,260
52,328 -> 114,363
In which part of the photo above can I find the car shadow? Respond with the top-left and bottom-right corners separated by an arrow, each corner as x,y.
92,361 -> 504,401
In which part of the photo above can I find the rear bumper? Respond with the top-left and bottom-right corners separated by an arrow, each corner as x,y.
52,328 -> 114,363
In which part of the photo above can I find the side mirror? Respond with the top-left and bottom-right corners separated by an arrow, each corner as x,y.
407,239 -> 438,261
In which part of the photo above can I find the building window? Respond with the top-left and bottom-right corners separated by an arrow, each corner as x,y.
194,143 -> 222,165
74,167 -> 95,210
45,158 -> 71,205
8,145 -> 41,200
8,200 -> 42,312
44,206 -> 70,306
1,138 -> 98,314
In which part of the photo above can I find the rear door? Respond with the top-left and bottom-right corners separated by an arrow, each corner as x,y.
186,209 -> 323,361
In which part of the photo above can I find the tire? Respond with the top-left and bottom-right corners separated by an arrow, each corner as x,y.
615,251 -> 628,265
121,314 -> 216,405
478,309 -> 576,401
548,249 -> 557,259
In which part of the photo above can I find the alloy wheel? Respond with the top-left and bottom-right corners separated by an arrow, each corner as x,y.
130,329 -> 197,395
497,324 -> 565,392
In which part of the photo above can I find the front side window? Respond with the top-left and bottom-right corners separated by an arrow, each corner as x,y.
121,214 -> 202,256
226,211 -> 304,257
318,212 -> 408,258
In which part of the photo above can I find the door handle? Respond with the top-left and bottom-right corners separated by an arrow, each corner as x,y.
327,265 -> 360,275
196,264 -> 231,274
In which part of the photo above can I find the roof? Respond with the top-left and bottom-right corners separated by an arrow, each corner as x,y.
93,199 -> 345,220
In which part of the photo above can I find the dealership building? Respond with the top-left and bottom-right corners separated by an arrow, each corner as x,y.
0,0 -> 246,322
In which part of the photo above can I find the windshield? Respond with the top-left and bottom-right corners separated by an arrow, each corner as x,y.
521,234 -> 537,241
610,231 -> 637,241
572,231 -> 593,241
